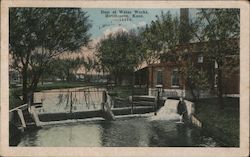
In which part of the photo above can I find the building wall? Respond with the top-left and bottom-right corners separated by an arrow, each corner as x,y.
142,39 -> 240,98
148,87 -> 214,99
147,63 -> 239,99
222,73 -> 239,94
134,67 -> 148,86
148,64 -> 184,90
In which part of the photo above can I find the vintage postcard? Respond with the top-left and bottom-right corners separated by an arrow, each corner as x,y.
1,0 -> 249,157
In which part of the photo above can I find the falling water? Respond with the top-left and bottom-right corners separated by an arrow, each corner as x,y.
149,99 -> 193,121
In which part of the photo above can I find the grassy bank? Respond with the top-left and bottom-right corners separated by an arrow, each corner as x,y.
195,97 -> 239,147
36,81 -> 106,91
9,82 -> 145,109
107,85 -> 148,99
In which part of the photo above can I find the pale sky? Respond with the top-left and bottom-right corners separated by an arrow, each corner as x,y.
77,8 -> 197,74
84,8 -> 183,39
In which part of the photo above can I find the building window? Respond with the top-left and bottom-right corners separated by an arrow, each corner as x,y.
156,70 -> 163,85
198,55 -> 203,63
214,61 -> 218,69
171,68 -> 179,87
214,74 -> 218,88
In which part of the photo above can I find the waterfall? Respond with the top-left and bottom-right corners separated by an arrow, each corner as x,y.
149,99 -> 194,121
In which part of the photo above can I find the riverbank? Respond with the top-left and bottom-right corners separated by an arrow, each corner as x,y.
195,97 -> 239,147
36,81 -> 107,91
9,83 -> 147,110
107,85 -> 148,98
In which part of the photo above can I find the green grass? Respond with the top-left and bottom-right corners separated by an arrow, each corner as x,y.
195,97 -> 239,146
107,85 -> 148,99
35,81 -> 97,91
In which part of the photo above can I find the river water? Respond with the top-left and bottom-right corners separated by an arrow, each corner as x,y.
18,116 -> 219,147
18,117 -> 219,147
33,87 -> 105,113
18,90 -> 220,147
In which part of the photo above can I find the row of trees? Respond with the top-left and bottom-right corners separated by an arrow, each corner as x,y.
9,8 -> 92,102
96,30 -> 145,85
96,9 -> 240,107
43,56 -> 99,82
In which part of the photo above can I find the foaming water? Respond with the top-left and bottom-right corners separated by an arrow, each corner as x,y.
149,99 -> 182,121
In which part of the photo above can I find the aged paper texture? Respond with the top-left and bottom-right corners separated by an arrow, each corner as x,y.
1,0 -> 249,157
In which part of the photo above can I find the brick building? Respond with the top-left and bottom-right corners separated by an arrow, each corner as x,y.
134,8 -> 239,99
135,39 -> 239,99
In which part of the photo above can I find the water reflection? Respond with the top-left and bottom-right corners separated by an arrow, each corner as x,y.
100,118 -> 151,147
34,87 -> 105,113
19,122 -> 103,147
18,117 -> 219,147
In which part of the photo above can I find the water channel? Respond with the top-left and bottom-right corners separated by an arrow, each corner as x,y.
17,87 -> 220,147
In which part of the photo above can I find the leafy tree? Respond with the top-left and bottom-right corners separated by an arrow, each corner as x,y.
44,59 -> 67,81
142,9 -> 239,104
82,56 -> 96,81
46,57 -> 85,82
142,10 -> 209,100
181,62 -> 209,101
9,8 -> 91,102
194,9 -> 240,108
141,11 -> 181,64
64,57 -> 85,82
96,30 -> 144,85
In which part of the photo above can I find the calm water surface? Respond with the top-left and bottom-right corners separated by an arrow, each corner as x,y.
18,116 -> 218,147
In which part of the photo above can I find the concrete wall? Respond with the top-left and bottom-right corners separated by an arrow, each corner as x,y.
149,88 -> 184,98
185,99 -> 195,117
149,88 -> 216,99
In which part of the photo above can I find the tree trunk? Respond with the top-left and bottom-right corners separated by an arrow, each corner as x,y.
67,69 -> 70,82
197,88 -> 200,101
217,66 -> 224,109
30,74 -> 40,93
187,79 -> 197,101
41,73 -> 44,85
114,74 -> 118,86
190,87 -> 197,101
132,72 -> 135,97
22,68 -> 28,103
29,68 -> 43,101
